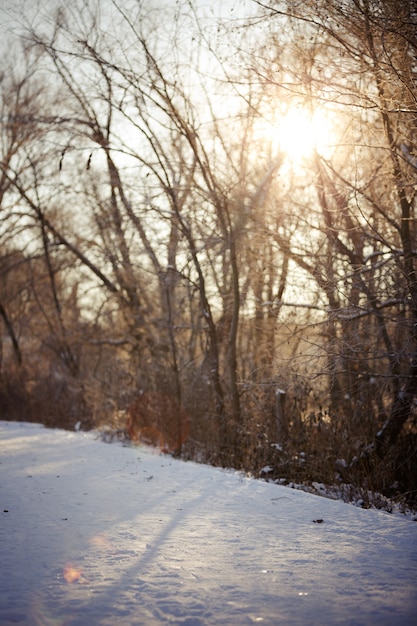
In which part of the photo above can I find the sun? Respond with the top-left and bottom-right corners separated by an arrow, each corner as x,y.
267,105 -> 334,163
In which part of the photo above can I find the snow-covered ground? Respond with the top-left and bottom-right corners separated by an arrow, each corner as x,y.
1,421 -> 416,626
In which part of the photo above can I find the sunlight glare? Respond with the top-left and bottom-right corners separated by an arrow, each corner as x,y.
274,106 -> 333,162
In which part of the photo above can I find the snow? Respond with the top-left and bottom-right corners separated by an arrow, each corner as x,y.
1,421 -> 417,626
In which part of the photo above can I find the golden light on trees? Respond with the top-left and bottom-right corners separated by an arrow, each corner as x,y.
1,0 -> 416,509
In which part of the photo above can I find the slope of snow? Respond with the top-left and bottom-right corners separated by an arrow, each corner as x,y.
1,420 -> 416,626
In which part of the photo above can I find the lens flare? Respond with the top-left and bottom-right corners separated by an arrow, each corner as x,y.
63,564 -> 84,584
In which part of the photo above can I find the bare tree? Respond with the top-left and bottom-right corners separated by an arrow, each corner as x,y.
246,0 -> 417,475
2,0 -> 416,502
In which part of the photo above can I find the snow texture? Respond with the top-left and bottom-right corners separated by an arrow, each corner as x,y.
1,420 -> 416,626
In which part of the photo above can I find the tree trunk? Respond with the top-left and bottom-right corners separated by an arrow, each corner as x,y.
376,349 -> 417,456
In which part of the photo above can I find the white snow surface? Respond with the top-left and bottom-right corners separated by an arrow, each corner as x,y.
1,421 -> 416,626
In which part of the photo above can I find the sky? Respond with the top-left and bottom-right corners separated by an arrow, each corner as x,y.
0,0 -> 255,32
1,419 -> 417,626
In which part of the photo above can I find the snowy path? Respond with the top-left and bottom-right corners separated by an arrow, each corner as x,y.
0,421 -> 416,626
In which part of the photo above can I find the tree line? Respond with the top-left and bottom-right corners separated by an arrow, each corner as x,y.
1,0 -> 416,508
